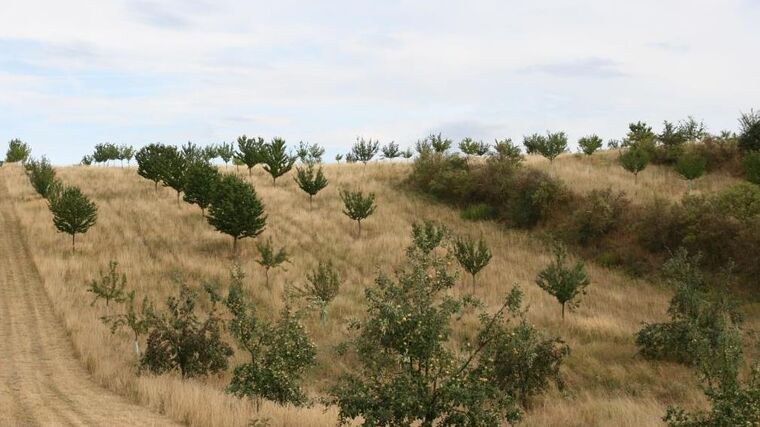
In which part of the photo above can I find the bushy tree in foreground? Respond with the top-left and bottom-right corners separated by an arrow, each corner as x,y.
460,137 -> 490,156
339,189 -> 376,238
453,235 -> 492,289
48,185 -> 97,252
619,146 -> 650,183
743,150 -> 760,185
87,261 -> 127,313
261,137 -> 296,185
235,135 -> 265,177
578,135 -> 603,156
225,268 -> 316,409
255,237 -> 290,287
351,137 -> 380,164
207,174 -> 267,253
535,244 -> 590,320
294,164 -> 328,209
183,161 -> 219,215
141,281 -> 233,378
5,138 -> 31,163
329,227 -> 568,426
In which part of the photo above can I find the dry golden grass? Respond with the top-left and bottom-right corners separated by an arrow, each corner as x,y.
3,158 -> 727,426
525,150 -> 741,201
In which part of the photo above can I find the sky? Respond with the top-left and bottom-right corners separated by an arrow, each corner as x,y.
1,0 -> 759,164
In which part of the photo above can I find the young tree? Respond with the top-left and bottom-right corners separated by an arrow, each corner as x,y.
26,156 -> 58,198
427,133 -> 453,153
625,121 -> 657,148
255,237 -> 290,287
135,143 -> 171,192
296,261 -> 341,322
296,141 -> 325,165
202,144 -> 219,162
459,137 -> 490,156
294,164 -> 328,209
535,244 -> 590,320
410,220 -> 447,255
102,290 -> 155,357
339,189 -> 376,238
492,138 -> 524,164
334,153 -> 344,163
381,141 -> 401,160
119,144 -> 135,167
261,137 -> 296,185
658,121 -> 688,147
675,151 -> 707,191
619,146 -> 650,183
207,174 -> 267,254
5,139 -> 31,163
401,148 -> 414,160
181,141 -> 204,164
48,185 -> 98,252
80,155 -> 93,166
540,131 -> 567,163
329,227 -> 565,425
744,151 -> 760,185
453,235 -> 493,289
160,145 -> 187,204
350,137 -> 379,164
141,281 -> 233,378
578,135 -> 603,156
216,141 -> 235,169
183,161 -> 219,215
225,269 -> 316,408
235,135 -> 265,177
738,109 -> 760,152
345,152 -> 357,163
523,133 -> 544,154
87,261 -> 127,314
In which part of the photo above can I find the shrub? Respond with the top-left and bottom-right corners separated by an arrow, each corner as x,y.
339,189 -> 376,238
350,137 -> 379,164
461,203 -> 495,221
102,290 -> 155,358
294,164 -> 328,209
743,151 -> 760,184
452,235 -> 492,288
225,269 -> 316,408
675,150 -> 707,189
578,135 -> 603,156
48,185 -> 97,252
5,139 -> 31,163
407,150 -> 471,202
261,138 -> 296,185
619,146 -> 650,183
738,109 -> 760,152
235,135 -> 265,177
26,156 -> 58,198
535,244 -> 590,320
506,169 -> 567,228
207,174 -> 267,253
572,188 -> 628,246
141,282 -> 233,378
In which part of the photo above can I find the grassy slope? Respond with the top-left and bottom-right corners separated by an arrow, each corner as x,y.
3,155 -> 738,426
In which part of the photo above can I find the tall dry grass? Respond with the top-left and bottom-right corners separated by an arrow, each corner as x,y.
2,159 -> 717,426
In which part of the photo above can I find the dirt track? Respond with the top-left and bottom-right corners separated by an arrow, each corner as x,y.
0,173 -> 177,426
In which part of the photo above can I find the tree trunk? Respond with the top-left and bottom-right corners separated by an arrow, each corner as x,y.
176,191 -> 181,206
265,269 -> 270,288
154,181 -> 159,192
232,236 -> 238,255
309,195 -> 313,211
71,233 -> 76,253
561,303 -> 565,320
357,219 -> 362,238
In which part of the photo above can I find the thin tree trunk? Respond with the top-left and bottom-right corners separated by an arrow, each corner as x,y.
357,220 -> 362,238
232,236 -> 238,255
561,303 -> 565,320
309,195 -> 313,211
265,269 -> 270,288
176,191 -> 180,206
71,233 -> 76,253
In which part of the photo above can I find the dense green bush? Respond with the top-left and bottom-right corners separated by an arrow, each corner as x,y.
461,203 -> 495,221
5,139 -> 31,163
675,150 -> 707,188
207,174 -> 267,253
26,156 -> 58,198
505,169 -> 567,228
571,188 -> 628,246
738,109 -> 760,152
578,135 -> 603,156
743,151 -> 760,184
48,185 -> 98,252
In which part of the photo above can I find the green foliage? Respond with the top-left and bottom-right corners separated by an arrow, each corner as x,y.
507,169 -> 566,228
425,133 -> 453,153
743,150 -> 760,184
93,143 -> 120,165
410,220 -> 448,255
381,141 -> 401,159
87,261 -> 127,309
183,161 -> 219,214
401,148 -> 414,159
459,137 -> 490,156
461,203 -> 495,221
339,189 -> 377,237
492,138 -> 523,163
738,109 -> 760,152
160,145 -> 187,203
5,139 -> 31,163
636,250 -> 743,367
619,146 -> 650,182
217,142 -> 235,167
535,244 -> 590,320
626,121 -> 657,148
48,185 -> 97,252
119,144 -> 135,165
350,137 -> 379,164
261,138 -> 296,185
523,132 -> 567,162
295,261 -> 341,321
141,281 -> 233,378
255,237 -> 290,287
81,155 -> 93,166
296,141 -> 324,165
294,164 -> 328,209
675,150 -> 707,185
523,133 -> 543,154
207,174 -> 267,253
453,235 -> 492,288
578,135 -> 603,156
334,153 -> 344,162
572,188 -> 628,246
26,156 -> 58,198
136,143 -> 168,191
236,135 -> 265,176
225,269 -> 316,407
329,227 -> 564,426
102,290 -> 155,357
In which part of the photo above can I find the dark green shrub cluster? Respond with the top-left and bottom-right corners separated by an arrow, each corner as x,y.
571,188 -> 628,246
461,203 -> 495,221
744,151 -> 760,184
5,138 -> 31,163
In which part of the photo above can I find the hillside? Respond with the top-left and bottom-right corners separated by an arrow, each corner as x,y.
0,158 -> 743,426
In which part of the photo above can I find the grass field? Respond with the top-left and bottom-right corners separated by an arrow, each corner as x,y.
2,153 -> 746,426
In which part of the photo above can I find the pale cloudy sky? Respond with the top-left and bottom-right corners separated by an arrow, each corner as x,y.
1,0 -> 759,164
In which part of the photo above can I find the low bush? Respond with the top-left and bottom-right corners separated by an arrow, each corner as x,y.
571,188 -> 628,246
461,203 -> 495,221
743,151 -> 760,184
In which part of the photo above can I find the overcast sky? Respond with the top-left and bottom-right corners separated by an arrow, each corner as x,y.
1,0 -> 759,164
